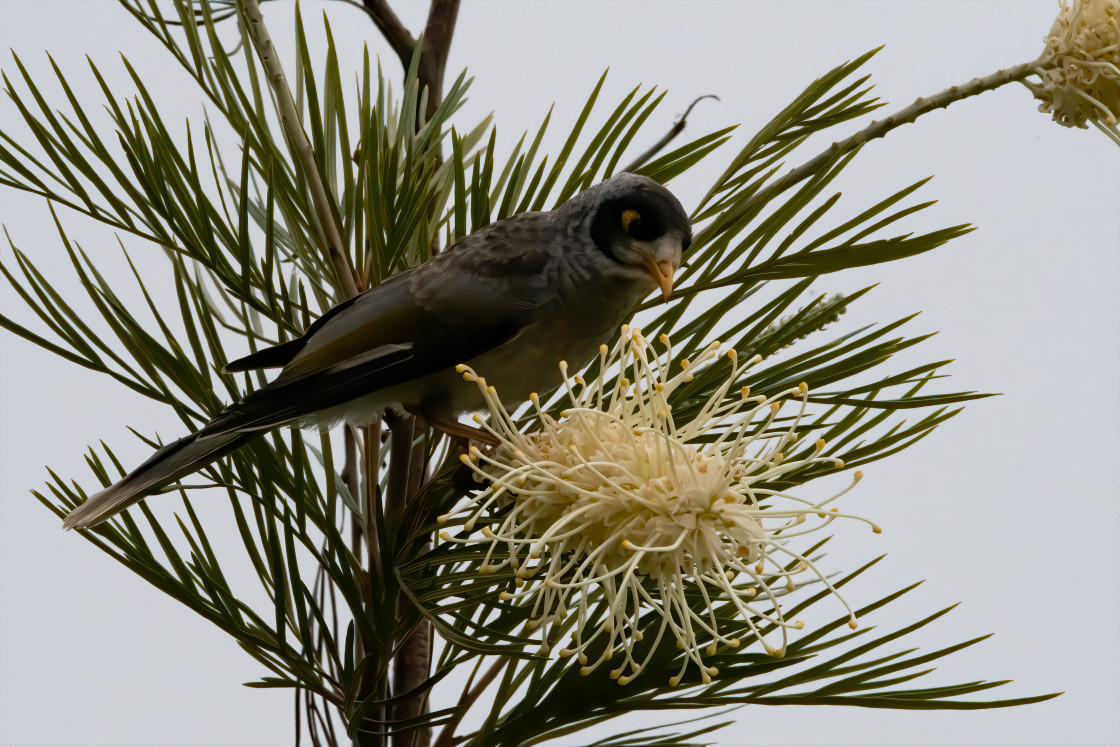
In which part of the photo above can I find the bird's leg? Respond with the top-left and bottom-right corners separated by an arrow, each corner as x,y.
424,417 -> 500,447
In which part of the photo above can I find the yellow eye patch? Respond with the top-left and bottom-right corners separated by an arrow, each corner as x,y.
621,209 -> 641,231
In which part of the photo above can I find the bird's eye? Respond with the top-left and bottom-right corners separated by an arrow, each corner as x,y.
621,209 -> 642,233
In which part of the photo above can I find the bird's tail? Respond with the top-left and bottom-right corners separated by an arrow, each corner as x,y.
62,430 -> 254,531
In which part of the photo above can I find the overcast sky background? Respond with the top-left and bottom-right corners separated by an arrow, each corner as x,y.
1,1 -> 1117,744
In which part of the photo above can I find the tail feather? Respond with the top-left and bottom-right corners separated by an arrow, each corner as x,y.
62,430 -> 253,531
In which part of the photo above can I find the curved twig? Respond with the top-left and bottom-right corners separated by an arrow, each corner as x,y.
623,94 -> 720,173
361,0 -> 417,64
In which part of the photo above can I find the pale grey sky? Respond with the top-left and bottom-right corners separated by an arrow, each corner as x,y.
1,1 -> 1117,744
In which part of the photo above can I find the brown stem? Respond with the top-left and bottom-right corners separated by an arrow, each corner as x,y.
357,421 -> 388,747
392,623 -> 433,747
382,411 -> 430,747
418,0 -> 460,119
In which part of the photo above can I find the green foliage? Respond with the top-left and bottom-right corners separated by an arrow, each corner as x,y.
0,1 -> 1057,743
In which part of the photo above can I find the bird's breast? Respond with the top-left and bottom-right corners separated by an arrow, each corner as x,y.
461,274 -> 650,406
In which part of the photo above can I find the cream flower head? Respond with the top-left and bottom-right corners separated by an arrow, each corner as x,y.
438,327 -> 880,685
1033,0 -> 1120,131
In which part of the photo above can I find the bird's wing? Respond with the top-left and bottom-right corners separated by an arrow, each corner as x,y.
221,292 -> 366,373
202,216 -> 557,438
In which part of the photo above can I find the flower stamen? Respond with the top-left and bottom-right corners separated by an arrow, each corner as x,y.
440,329 -> 877,682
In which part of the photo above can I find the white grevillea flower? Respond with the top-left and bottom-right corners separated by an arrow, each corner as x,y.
438,327 -> 880,685
1033,0 -> 1120,134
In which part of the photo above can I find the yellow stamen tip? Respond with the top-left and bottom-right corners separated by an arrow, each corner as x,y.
499,592 -> 512,601
454,364 -> 466,373
798,381 -> 808,394
848,619 -> 859,630
617,675 -> 633,685
439,532 -> 452,541
794,621 -> 805,630
579,667 -> 592,676
668,675 -> 681,686
436,514 -> 449,525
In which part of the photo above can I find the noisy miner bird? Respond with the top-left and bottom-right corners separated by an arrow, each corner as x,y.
62,172 -> 691,530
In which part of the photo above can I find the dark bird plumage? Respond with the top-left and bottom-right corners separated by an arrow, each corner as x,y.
63,173 -> 691,530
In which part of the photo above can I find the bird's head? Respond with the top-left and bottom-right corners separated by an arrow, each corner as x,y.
580,173 -> 692,302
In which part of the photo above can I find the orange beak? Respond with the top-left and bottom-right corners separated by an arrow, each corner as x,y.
642,254 -> 675,302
